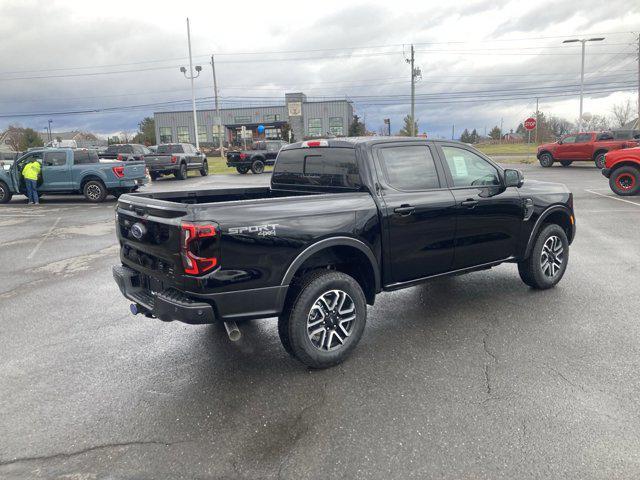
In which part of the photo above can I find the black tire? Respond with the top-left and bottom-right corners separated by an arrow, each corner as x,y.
280,270 -> 367,369
594,152 -> 607,169
250,159 -> 265,174
150,172 -> 160,181
200,160 -> 209,176
0,181 -> 12,204
539,153 -> 554,168
560,160 -> 573,167
175,163 -> 187,180
609,166 -> 640,196
83,180 -> 107,203
518,224 -> 569,290
236,166 -> 249,174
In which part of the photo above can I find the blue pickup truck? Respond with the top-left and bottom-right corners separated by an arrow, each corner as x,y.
0,148 -> 147,204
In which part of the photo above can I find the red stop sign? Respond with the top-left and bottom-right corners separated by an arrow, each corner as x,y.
524,117 -> 537,130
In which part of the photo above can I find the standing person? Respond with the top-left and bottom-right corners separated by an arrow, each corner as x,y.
22,157 -> 41,205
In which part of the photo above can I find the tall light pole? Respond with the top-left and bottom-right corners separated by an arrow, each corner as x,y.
180,18 -> 202,150
210,54 -> 225,158
562,37 -> 605,132
405,45 -> 421,137
47,119 -> 52,143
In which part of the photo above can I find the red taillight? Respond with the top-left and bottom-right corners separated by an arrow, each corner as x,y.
112,166 -> 125,178
171,155 -> 178,163
302,140 -> 328,148
239,153 -> 247,160
117,153 -> 123,161
181,222 -> 218,275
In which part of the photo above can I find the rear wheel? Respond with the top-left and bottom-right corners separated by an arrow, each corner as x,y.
594,152 -> 607,169
609,166 -> 640,196
83,180 -> 107,203
0,181 -> 12,204
539,153 -> 554,168
250,159 -> 265,174
236,166 -> 249,174
279,270 -> 367,369
560,160 -> 573,167
200,160 -> 209,176
175,163 -> 187,180
518,224 -> 569,290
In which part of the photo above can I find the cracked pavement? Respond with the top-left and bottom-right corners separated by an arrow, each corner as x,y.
1,165 -> 640,479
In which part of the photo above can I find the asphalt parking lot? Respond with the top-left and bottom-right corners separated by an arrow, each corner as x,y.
1,163 -> 639,479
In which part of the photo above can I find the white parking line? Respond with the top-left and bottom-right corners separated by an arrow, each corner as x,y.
27,216 -> 61,259
585,189 -> 640,207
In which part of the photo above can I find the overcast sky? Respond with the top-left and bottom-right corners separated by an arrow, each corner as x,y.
0,0 -> 638,138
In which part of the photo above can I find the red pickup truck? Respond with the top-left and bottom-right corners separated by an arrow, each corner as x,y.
537,132 -> 638,168
601,147 -> 640,196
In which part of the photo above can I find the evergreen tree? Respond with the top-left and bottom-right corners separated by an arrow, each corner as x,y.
489,125 -> 501,140
349,115 -> 366,136
398,115 -> 418,136
460,128 -> 471,143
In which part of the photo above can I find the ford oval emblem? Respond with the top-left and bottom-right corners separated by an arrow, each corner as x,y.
130,222 -> 147,240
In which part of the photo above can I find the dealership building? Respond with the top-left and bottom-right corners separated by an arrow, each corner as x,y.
154,92 -> 353,146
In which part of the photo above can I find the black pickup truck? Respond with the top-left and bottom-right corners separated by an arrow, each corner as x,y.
99,143 -> 150,162
113,137 -> 575,368
226,140 -> 288,174
145,143 -> 208,180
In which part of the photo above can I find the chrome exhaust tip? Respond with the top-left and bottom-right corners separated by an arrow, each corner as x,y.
223,321 -> 241,342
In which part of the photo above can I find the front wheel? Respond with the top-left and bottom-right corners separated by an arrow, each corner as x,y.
175,163 -> 187,180
518,224 -> 569,290
560,160 -> 573,167
83,180 -> 107,203
0,181 -> 12,204
594,153 -> 607,169
278,270 -> 367,369
250,160 -> 265,174
200,160 -> 209,176
609,166 -> 640,196
539,153 -> 554,168
236,166 -> 249,174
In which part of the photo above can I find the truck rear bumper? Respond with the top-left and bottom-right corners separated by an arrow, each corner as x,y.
148,165 -> 179,173
113,264 -> 289,323
113,265 -> 215,324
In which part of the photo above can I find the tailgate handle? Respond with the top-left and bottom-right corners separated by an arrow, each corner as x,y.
394,204 -> 415,216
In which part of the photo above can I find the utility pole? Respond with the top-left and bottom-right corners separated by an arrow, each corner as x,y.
562,37 -> 605,131
180,18 -> 202,151
534,97 -> 539,144
211,54 -> 224,158
499,118 -> 503,144
451,124 -> 455,140
406,45 -> 420,137
47,119 -> 52,143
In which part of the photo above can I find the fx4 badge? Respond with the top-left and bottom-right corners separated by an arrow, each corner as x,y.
228,224 -> 279,237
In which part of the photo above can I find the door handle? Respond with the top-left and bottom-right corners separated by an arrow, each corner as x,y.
460,199 -> 479,208
394,204 -> 415,216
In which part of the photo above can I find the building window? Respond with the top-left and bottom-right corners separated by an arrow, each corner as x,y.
198,125 -> 207,144
264,114 -> 280,123
177,126 -> 190,143
212,125 -> 224,147
308,118 -> 322,137
234,116 -> 252,124
329,117 -> 344,136
264,128 -> 281,139
159,127 -> 172,143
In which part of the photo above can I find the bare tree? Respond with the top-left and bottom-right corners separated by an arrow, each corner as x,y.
548,116 -> 574,138
580,114 -> 610,132
610,99 -> 633,128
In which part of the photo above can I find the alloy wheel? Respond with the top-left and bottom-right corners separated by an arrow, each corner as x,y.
307,290 -> 356,351
615,173 -> 636,191
540,235 -> 564,278
86,184 -> 101,200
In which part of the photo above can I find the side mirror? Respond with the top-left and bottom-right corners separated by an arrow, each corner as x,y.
504,169 -> 524,188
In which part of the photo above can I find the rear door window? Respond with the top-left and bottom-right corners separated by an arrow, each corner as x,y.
73,150 -> 99,165
561,135 -> 577,144
575,134 -> 592,143
377,145 -> 440,190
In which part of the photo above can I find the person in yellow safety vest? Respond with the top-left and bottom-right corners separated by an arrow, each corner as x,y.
22,159 -> 41,205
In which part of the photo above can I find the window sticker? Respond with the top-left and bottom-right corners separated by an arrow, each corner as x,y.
452,156 -> 468,176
